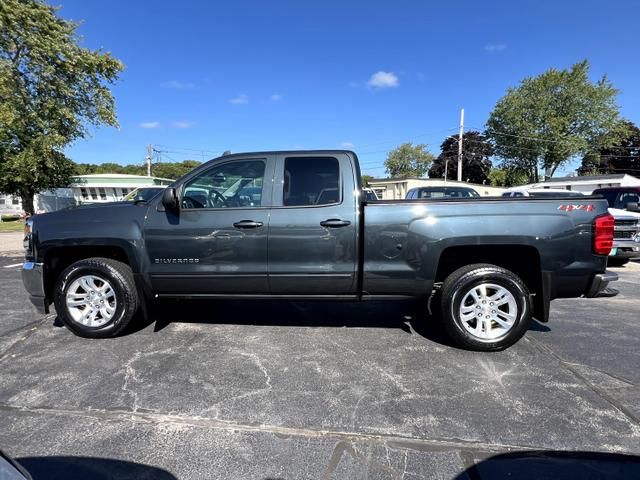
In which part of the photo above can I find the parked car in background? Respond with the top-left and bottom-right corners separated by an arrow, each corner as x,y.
592,187 -> 640,265
363,187 -> 378,201
122,186 -> 166,203
406,185 -> 480,199
502,188 -> 585,198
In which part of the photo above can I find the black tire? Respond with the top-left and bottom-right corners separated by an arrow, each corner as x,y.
53,257 -> 139,338
440,263 -> 532,351
607,257 -> 629,267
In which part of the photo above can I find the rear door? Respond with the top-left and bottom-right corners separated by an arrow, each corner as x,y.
267,153 -> 358,294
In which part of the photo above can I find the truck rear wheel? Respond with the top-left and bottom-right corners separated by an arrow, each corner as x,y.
53,257 -> 139,338
440,263 -> 532,351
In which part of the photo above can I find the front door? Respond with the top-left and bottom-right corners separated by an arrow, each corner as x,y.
267,153 -> 358,294
144,156 -> 274,295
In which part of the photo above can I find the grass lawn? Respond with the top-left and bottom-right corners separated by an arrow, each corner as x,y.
0,220 -> 24,233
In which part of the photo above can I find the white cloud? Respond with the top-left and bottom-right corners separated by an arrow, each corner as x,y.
229,94 -> 249,105
161,80 -> 196,89
139,121 -> 160,129
367,71 -> 399,89
484,43 -> 506,53
270,94 -> 282,101
171,121 -> 195,129
340,142 -> 355,149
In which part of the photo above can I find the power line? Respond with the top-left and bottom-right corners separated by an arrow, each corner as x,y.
470,126 -> 640,152
353,126 -> 460,150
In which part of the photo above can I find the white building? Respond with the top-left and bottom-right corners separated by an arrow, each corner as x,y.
367,178 -> 507,200
517,174 -> 640,195
0,194 -> 22,215
71,174 -> 174,204
1,174 -> 174,214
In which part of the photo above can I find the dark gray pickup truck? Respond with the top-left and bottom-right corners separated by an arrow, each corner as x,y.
22,150 -> 618,350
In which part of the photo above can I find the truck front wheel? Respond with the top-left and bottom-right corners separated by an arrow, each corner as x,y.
440,263 -> 532,351
53,257 -> 139,338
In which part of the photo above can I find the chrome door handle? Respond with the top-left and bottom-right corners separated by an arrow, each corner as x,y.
233,220 -> 264,229
320,218 -> 351,228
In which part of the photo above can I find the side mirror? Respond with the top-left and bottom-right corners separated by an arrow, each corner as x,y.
162,187 -> 179,210
624,201 -> 639,212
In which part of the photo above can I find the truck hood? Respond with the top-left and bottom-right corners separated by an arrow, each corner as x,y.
609,207 -> 640,220
32,200 -> 150,227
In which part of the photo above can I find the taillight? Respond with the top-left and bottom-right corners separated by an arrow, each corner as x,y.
593,213 -> 614,255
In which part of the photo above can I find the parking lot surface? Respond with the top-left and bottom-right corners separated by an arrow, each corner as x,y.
0,254 -> 639,479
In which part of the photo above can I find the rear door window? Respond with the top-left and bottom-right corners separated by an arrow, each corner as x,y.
283,157 -> 340,206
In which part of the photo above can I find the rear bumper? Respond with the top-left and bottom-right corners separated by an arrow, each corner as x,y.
585,271 -> 619,298
22,261 -> 49,314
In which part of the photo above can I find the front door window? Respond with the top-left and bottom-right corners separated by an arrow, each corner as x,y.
182,160 -> 266,209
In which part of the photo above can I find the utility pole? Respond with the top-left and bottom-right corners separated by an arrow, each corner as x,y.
146,144 -> 153,177
457,108 -> 464,182
444,158 -> 448,186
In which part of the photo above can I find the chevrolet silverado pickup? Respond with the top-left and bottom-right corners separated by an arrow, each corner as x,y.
22,150 -> 618,350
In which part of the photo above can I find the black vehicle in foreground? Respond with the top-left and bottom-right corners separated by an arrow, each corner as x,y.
22,150 -> 617,351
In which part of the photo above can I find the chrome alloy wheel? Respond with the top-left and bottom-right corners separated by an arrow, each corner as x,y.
458,283 -> 518,341
65,275 -> 117,327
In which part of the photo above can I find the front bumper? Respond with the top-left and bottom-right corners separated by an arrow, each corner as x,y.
611,236 -> 640,259
22,261 -> 49,314
585,271 -> 619,298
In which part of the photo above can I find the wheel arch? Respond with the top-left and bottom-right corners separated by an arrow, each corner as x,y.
42,242 -> 137,302
435,244 -> 547,323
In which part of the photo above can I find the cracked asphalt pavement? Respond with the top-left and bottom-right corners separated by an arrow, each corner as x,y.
0,254 -> 639,479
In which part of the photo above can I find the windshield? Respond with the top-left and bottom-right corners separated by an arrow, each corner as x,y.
416,187 -> 480,198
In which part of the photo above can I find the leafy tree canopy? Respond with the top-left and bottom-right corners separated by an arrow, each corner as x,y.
486,60 -> 626,183
361,174 -> 374,187
429,131 -> 493,184
384,143 -> 435,178
73,160 -> 202,180
577,120 -> 640,176
0,0 -> 124,213
487,168 -> 530,187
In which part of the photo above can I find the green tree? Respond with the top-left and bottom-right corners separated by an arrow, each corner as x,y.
486,60 -> 625,183
72,159 -> 202,180
487,168 -> 529,187
577,120 -> 640,176
154,160 -> 202,179
361,174 -> 374,187
0,0 -> 124,213
428,131 -> 493,184
384,143 -> 434,178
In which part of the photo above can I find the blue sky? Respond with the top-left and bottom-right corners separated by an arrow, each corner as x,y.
54,0 -> 640,178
